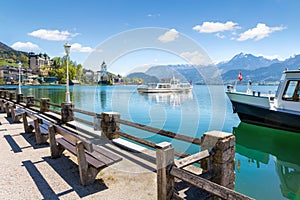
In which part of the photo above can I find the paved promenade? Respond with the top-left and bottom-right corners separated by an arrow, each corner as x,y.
0,113 -> 156,200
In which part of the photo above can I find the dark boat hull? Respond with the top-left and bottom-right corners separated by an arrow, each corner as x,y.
230,100 -> 300,133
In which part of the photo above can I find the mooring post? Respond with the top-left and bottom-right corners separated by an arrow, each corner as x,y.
26,96 -> 34,107
156,142 -> 175,200
40,98 -> 50,112
200,131 -> 236,190
61,102 -> 74,124
16,94 -> 23,103
101,112 -> 120,139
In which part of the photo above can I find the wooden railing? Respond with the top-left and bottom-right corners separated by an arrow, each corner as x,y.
0,89 -> 252,200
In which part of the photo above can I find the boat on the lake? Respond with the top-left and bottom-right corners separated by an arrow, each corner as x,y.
137,78 -> 192,93
226,69 -> 300,133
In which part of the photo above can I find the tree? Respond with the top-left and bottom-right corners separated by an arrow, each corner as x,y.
52,57 -> 62,69
76,64 -> 83,81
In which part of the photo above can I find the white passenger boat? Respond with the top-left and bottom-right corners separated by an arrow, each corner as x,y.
226,69 -> 300,133
137,78 -> 192,93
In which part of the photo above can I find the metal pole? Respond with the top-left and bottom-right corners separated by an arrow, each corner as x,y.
64,43 -> 71,103
18,62 -> 22,94
65,54 -> 70,103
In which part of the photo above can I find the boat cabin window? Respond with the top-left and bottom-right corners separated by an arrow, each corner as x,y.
282,80 -> 300,101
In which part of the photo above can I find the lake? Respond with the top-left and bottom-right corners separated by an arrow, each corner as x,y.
11,84 -> 300,200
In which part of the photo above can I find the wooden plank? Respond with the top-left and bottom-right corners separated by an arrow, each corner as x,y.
175,150 -> 210,169
118,119 -> 201,145
25,111 -> 38,120
118,131 -> 156,148
170,167 -> 253,200
73,117 -> 94,126
14,109 -> 25,115
54,125 -> 93,152
156,143 -> 174,200
92,145 -> 122,162
56,138 -> 106,169
73,108 -> 96,117
39,125 -> 49,135
89,151 -> 115,166
47,102 -> 61,108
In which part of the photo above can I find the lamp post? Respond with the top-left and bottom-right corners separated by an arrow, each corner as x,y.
64,43 -> 71,103
18,62 -> 22,94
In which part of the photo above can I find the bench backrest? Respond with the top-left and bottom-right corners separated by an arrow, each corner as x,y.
23,111 -> 38,120
53,125 -> 94,152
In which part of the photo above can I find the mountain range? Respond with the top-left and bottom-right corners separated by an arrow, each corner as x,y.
126,53 -> 300,84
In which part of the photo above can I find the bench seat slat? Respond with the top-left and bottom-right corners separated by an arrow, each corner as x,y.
56,138 -> 106,169
89,151 -> 116,166
39,126 -> 49,135
61,138 -> 119,166
15,109 -> 25,115
92,145 -> 122,163
29,120 -> 48,135
54,125 -> 93,152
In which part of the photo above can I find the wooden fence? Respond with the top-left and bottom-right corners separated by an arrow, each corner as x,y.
0,89 -> 253,200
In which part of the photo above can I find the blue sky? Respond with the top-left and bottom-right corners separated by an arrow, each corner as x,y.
1,0 -> 300,74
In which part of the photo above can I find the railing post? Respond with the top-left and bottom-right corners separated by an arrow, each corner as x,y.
156,142 -> 174,200
26,96 -> 34,107
3,91 -> 7,99
200,131 -> 236,190
101,112 -> 120,139
16,94 -> 23,103
61,102 -> 74,124
9,92 -> 14,101
40,98 -> 50,112
94,113 -> 101,131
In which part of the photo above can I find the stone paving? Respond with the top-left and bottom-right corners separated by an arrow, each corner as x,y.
0,113 -> 157,200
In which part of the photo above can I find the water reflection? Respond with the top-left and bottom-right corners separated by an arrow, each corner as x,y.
140,92 -> 193,107
233,122 -> 300,199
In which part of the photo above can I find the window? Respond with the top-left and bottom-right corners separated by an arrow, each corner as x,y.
282,80 -> 300,101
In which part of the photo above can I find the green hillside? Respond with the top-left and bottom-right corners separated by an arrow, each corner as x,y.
0,42 -> 29,67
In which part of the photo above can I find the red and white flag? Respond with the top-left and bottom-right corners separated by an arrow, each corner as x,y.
238,72 -> 242,81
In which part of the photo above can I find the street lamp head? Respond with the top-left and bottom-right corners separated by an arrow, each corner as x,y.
64,43 -> 71,55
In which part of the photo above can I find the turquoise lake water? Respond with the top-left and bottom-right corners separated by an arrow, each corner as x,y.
8,84 -> 300,200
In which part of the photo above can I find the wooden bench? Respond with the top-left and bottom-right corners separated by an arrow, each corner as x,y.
4,101 -> 14,117
22,112 -> 51,145
49,124 -> 122,186
9,105 -> 26,123
0,99 -> 6,113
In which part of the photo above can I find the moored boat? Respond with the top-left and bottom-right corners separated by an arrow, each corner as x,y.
137,78 -> 192,93
226,69 -> 300,133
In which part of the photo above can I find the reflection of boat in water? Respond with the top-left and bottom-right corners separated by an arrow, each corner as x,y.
233,122 -> 300,199
227,69 -> 300,133
137,77 -> 192,93
142,91 -> 193,106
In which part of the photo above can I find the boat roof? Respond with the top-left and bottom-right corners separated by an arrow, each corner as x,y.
284,69 -> 300,74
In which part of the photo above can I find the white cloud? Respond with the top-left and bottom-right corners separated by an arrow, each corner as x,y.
237,23 -> 286,41
215,33 -> 226,39
71,43 -> 93,53
193,21 -> 240,33
158,29 -> 179,43
180,51 -> 211,65
11,41 -> 40,51
147,13 -> 160,17
28,29 -> 79,41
